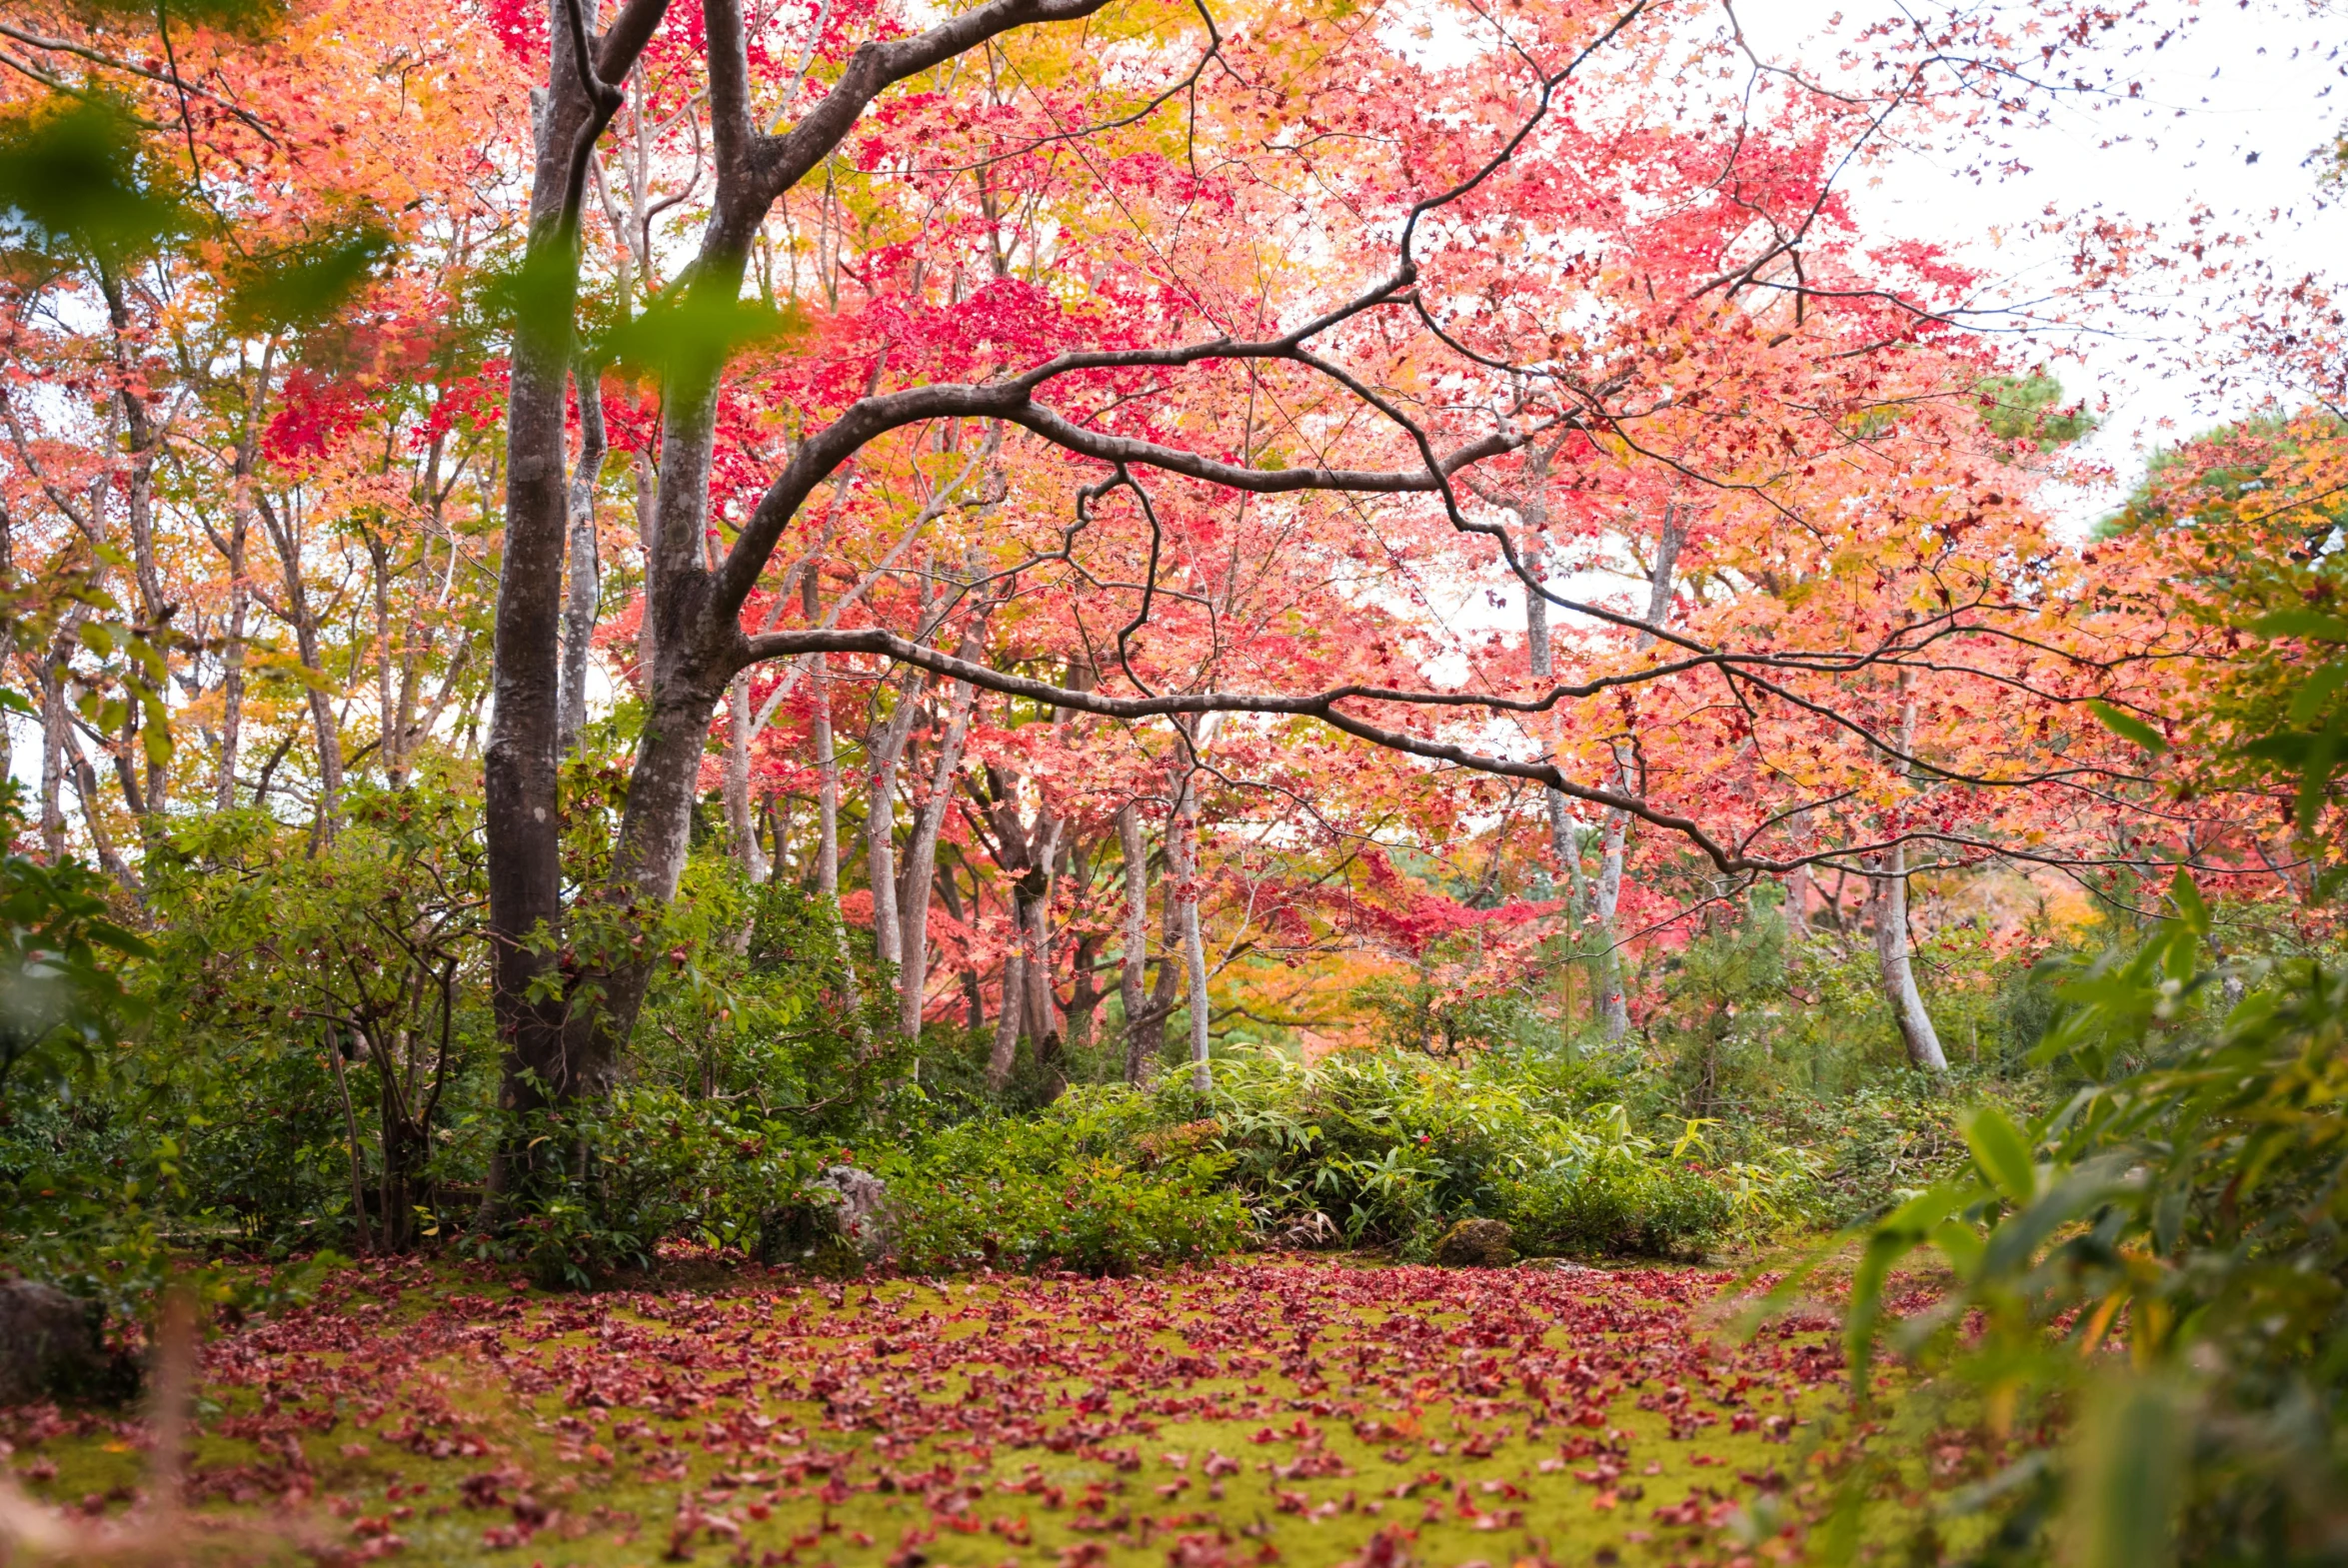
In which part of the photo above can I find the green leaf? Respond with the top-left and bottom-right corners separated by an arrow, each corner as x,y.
2286,661 -> 2348,727
2293,728 -> 2339,833
2062,1374 -> 2190,1568
601,288 -> 811,383
219,222 -> 395,334
0,95 -> 188,265
2250,608 -> 2348,644
1961,1105 -> 2037,1204
2167,868 -> 2209,939
2086,700 -> 2166,755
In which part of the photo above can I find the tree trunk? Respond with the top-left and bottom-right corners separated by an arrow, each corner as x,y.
1870,674 -> 1946,1070
257,495 -> 346,834
725,671 -> 764,878
214,347 -> 274,811
482,1 -> 649,1205
1593,510 -> 1683,1043
988,939 -> 1023,1090
896,670 -> 975,1039
558,361 -> 607,759
1117,802 -> 1156,1084
1169,713 -> 1220,1092
1065,928 -> 1105,1053
39,635 -> 69,861
99,262 -> 169,830
811,654 -> 841,895
863,676 -> 921,969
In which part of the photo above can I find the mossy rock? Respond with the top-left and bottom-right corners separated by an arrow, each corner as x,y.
1432,1217 -> 1515,1267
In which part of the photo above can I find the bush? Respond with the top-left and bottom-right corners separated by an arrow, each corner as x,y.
1504,1155 -> 1733,1260
1141,1044 -> 1784,1259
488,1085 -> 831,1288
881,1097 -> 1246,1275
1823,875 -> 2348,1565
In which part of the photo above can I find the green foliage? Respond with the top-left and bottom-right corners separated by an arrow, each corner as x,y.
1974,374 -> 2096,451
1171,1045 -> 1784,1259
491,1085 -> 828,1289
216,218 -> 395,334
140,782 -> 492,1252
0,94 -> 186,265
0,785 -> 148,1107
1503,1155 -> 1731,1259
1816,873 -> 2348,1563
1972,375 -> 2103,453
882,1093 -> 1246,1275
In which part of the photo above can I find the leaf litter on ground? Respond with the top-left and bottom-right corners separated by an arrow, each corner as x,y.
0,1258 -> 1885,1568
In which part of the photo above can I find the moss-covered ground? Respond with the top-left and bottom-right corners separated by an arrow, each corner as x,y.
2,1257 -> 1898,1567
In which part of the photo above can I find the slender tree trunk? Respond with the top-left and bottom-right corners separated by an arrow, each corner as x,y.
864,679 -> 920,969
1593,510 -> 1683,1043
216,546 -> 250,810
1117,802 -> 1156,1084
811,654 -> 840,896
632,450 -> 659,688
39,637 -> 69,860
897,671 -> 975,1039
1025,857 -> 1063,1095
259,499 -> 346,835
558,362 -> 607,759
988,939 -> 1023,1090
99,263 -> 168,830
215,347 -> 273,810
1871,673 -> 1946,1070
725,671 -> 764,877
1169,714 -> 1220,1092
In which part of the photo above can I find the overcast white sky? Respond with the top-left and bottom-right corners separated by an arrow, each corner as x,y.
1742,0 -> 2347,530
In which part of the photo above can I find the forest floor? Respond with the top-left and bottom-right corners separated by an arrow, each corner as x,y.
1,1256 -> 1951,1568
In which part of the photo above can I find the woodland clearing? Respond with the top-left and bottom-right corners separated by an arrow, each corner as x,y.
5,1257 -> 1934,1568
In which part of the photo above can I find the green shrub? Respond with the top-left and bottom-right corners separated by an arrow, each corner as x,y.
1503,1155 -> 1733,1259
882,1101 -> 1245,1275
1821,875 -> 2348,1565
484,1084 -> 830,1288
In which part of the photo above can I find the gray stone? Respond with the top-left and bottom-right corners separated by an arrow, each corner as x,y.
0,1279 -> 103,1405
810,1164 -> 895,1263
760,1165 -> 896,1272
1516,1256 -> 1603,1275
1272,1211 -> 1340,1250
1431,1217 -> 1515,1268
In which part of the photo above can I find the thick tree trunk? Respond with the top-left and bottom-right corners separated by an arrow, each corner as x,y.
1064,928 -> 1104,1053
482,0 -> 652,1204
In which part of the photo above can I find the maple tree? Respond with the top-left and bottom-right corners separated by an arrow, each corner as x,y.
0,0 -> 2287,1132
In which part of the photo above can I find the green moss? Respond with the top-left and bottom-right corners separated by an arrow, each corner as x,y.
4,1262 -> 1868,1568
